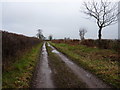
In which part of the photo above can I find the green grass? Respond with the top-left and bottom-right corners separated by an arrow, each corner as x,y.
46,43 -> 87,88
50,42 -> 119,88
3,43 -> 43,88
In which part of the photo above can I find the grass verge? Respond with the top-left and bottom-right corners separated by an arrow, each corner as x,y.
46,43 -> 87,88
50,42 -> 119,88
2,42 -> 43,88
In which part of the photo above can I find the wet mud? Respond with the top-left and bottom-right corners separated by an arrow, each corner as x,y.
31,42 -> 55,88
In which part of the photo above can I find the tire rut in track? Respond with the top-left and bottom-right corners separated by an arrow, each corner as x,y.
31,42 -> 55,88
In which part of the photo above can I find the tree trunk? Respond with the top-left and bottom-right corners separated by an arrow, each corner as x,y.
98,27 -> 102,48
98,27 -> 102,40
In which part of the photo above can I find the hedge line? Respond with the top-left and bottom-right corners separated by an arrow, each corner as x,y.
52,39 -> 120,52
2,31 -> 41,71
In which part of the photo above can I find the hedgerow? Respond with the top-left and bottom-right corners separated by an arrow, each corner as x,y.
2,31 -> 41,71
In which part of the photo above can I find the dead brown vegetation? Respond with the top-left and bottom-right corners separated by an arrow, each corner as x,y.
52,39 -> 120,52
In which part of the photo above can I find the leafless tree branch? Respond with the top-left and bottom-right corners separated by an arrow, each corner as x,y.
82,0 -> 119,40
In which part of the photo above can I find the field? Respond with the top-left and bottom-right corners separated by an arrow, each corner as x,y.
50,40 -> 119,88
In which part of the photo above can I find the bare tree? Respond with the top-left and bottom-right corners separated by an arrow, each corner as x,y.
48,35 -> 53,41
79,28 -> 87,40
36,29 -> 45,40
82,0 -> 119,40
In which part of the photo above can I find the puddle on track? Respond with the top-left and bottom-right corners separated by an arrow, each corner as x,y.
48,43 -> 111,88
52,50 -> 59,54
33,42 -> 55,88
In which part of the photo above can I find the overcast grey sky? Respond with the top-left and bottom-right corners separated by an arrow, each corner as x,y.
1,0 -> 118,39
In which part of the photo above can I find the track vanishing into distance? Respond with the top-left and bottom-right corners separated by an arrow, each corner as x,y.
32,43 -> 55,88
32,42 -> 111,88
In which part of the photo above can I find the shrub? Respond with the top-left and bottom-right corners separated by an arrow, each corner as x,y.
80,39 -> 120,52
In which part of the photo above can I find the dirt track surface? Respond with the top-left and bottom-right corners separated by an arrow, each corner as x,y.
32,42 -> 111,88
31,42 -> 55,88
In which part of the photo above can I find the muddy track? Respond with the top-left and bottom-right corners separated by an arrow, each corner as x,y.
46,43 -> 88,88
31,42 -> 55,88
31,42 -> 111,88
47,43 -> 111,88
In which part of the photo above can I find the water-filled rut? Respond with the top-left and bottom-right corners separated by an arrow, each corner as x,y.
32,42 -> 55,88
